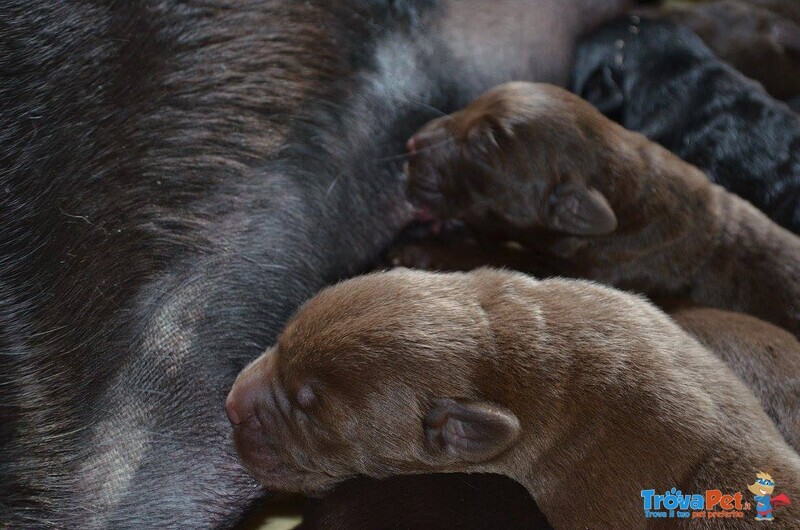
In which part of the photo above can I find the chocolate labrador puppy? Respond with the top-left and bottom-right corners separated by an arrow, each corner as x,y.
299,303 -> 800,530
671,306 -> 800,450
227,268 -> 800,528
572,18 -> 800,233
401,82 -> 800,339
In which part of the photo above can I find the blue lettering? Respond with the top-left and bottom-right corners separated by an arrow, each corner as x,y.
641,490 -> 656,510
663,488 -> 680,511
689,495 -> 705,510
643,488 -> 706,515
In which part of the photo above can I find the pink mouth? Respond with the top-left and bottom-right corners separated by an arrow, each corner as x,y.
412,206 -> 447,235
414,205 -> 439,223
406,136 -> 418,154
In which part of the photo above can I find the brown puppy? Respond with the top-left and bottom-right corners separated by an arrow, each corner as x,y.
296,304 -> 800,530
227,268 -> 800,528
639,0 -> 800,100
402,82 -> 800,337
386,242 -> 800,450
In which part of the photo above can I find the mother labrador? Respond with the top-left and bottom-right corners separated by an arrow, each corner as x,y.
0,0 -> 627,527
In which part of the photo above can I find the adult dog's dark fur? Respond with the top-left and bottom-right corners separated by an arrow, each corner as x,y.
0,1 -> 629,527
572,18 -> 800,233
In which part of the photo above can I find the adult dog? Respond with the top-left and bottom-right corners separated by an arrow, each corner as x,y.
0,1 -> 627,527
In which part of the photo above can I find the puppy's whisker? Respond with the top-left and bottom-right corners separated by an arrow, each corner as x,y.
402,97 -> 449,118
389,93 -> 449,118
373,152 -> 413,164
373,137 -> 457,165
413,137 -> 457,153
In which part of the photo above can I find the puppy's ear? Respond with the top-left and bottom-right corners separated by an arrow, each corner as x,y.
576,65 -> 624,122
425,398 -> 520,463
466,115 -> 514,155
545,182 -> 617,236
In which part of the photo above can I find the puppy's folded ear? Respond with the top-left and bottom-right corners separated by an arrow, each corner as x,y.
575,64 -> 624,122
424,398 -> 520,463
545,182 -> 617,236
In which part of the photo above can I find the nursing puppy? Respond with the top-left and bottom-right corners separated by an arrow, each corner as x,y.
227,268 -> 800,528
299,304 -> 800,530
572,19 -> 800,233
639,0 -> 800,99
402,82 -> 800,338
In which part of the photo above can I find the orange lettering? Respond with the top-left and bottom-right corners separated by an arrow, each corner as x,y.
706,490 -> 722,509
733,492 -> 743,510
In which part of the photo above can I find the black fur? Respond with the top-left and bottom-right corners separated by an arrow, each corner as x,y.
0,1 -> 443,527
0,0 -> 606,527
573,18 -> 800,232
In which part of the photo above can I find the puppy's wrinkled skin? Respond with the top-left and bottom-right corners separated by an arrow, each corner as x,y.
402,82 -> 800,338
228,268 -> 800,529
573,18 -> 800,233
639,0 -> 800,100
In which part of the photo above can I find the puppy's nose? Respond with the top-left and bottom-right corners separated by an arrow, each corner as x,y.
226,366 -> 265,426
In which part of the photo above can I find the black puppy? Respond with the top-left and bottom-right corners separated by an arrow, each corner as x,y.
639,0 -> 800,100
573,18 -> 800,233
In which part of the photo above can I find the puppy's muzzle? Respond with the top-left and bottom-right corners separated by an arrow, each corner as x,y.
226,363 -> 264,427
226,359 -> 284,473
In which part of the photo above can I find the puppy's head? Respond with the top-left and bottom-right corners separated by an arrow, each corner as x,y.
226,269 -> 521,495
405,82 -> 617,238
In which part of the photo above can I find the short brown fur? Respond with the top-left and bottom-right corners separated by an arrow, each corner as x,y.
228,268 -> 800,528
402,82 -> 800,337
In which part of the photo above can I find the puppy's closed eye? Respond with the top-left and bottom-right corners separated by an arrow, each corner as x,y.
296,381 -> 318,410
